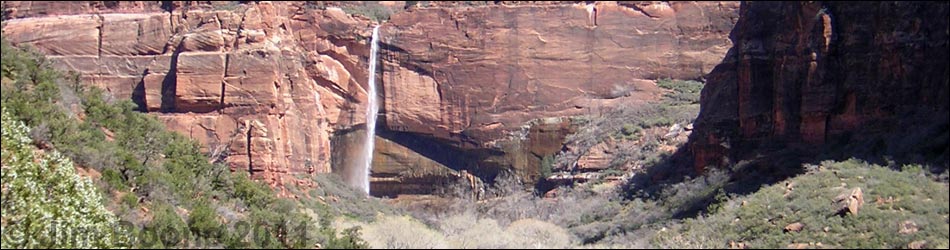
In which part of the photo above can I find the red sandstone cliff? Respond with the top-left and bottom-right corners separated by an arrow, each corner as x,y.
379,1 -> 739,148
690,2 -> 950,171
2,1 -> 740,192
3,1 -> 378,191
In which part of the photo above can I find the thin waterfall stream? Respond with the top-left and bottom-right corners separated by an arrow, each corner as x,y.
359,25 -> 381,195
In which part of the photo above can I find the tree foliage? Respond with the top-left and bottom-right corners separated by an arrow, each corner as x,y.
1,108 -> 130,248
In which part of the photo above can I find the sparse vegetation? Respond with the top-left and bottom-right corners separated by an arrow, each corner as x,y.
656,78 -> 703,105
554,79 -> 702,179
389,152 -> 948,248
211,1 -> 244,11
404,1 -> 430,9
342,213 -> 576,249
342,2 -> 395,22
379,166 -> 737,248
655,159 -> 950,249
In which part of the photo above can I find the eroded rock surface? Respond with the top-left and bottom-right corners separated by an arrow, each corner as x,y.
3,1 -> 377,191
3,1 -> 741,194
690,2 -> 949,171
380,1 -> 739,149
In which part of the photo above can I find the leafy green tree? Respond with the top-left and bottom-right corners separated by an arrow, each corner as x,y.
1,108 -> 130,248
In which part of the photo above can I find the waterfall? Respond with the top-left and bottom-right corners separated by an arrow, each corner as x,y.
360,25 -> 381,195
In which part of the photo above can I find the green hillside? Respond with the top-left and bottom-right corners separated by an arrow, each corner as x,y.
1,40 -> 368,248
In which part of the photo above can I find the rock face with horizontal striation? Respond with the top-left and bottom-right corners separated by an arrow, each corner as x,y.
690,2 -> 950,172
372,1 -> 739,188
378,1 -> 739,149
2,1 -> 741,195
2,1 -> 379,193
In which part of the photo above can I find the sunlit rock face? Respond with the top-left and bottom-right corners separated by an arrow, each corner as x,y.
375,2 -> 738,187
2,1 -> 740,194
2,1 -> 380,193
379,1 -> 739,149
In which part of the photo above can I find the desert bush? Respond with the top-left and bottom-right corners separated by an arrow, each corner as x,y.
437,211 -> 504,248
355,213 -> 576,249
588,227 -> 658,249
504,218 -> 575,248
358,215 -> 450,249
398,177 -> 631,247
607,83 -> 636,99
101,168 -> 128,190
28,122 -> 51,145
446,216 -> 509,248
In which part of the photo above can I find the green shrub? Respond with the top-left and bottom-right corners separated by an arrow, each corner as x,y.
145,204 -> 189,248
619,123 -> 642,140
342,3 -> 394,22
102,168 -> 128,190
601,168 -> 624,177
233,173 -> 274,209
540,155 -> 555,178
325,227 -> 370,249
122,192 -> 140,209
211,1 -> 243,11
188,200 -> 222,240
656,78 -> 703,105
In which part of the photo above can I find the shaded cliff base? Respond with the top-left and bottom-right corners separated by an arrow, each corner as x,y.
396,102 -> 950,247
626,107 -> 948,223
333,78 -> 703,199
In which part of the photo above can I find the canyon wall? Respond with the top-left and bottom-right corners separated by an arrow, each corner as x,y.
378,1 -> 739,149
373,1 -> 739,187
2,1 -> 377,192
2,1 -> 740,194
690,1 -> 950,172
